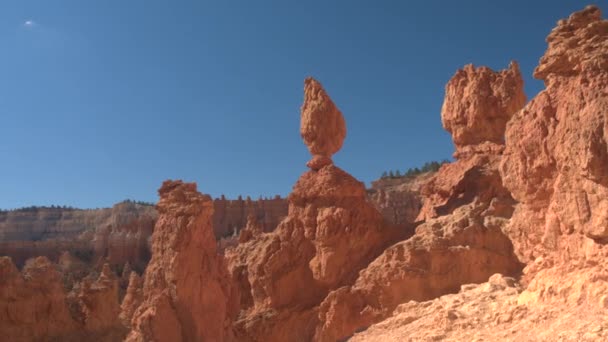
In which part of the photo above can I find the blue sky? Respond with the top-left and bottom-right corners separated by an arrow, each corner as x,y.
0,1 -> 605,209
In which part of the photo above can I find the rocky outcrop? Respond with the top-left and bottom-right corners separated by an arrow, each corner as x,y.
0,255 -> 128,341
126,180 -> 238,342
441,61 -> 526,158
120,272 -> 143,328
238,214 -> 264,244
314,60 -> 525,340
300,77 -> 347,170
499,4 -> 608,306
0,256 -> 78,341
226,78 -> 403,341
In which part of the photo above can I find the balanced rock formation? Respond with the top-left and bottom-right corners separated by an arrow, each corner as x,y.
500,5 -> 608,301
300,77 -> 347,170
226,77 -> 402,341
126,180 -> 238,342
314,60 -> 526,340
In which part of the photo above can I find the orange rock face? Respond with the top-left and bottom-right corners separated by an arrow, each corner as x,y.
300,77 -> 347,170
314,61 -> 526,340
441,62 -> 526,157
120,272 -> 144,327
126,180 -> 238,342
226,80 -> 401,341
0,256 -> 78,341
74,263 -> 123,333
500,4 -> 608,298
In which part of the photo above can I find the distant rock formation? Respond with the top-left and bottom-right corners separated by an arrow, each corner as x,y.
367,172 -> 434,227
0,256 -> 125,341
0,202 -> 156,269
126,180 -> 238,342
0,256 -> 78,340
213,196 -> 288,238
0,197 -> 287,272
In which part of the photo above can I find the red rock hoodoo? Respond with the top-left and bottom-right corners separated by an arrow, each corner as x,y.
225,77 -> 402,341
126,180 -> 238,342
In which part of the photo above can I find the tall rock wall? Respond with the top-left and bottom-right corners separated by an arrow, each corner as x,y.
500,5 -> 608,305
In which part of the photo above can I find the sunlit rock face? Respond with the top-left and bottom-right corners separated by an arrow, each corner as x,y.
225,78 -> 402,341
315,61 -> 525,341
499,4 -> 608,307
126,180 -> 238,342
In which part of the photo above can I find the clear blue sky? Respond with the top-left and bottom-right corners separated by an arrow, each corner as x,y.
1,1 -> 605,209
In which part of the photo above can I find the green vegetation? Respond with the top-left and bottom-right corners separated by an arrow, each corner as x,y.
120,199 -> 155,206
0,205 -> 78,213
380,160 -> 450,180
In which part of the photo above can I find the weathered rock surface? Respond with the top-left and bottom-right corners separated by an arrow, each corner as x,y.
300,77 -> 347,170
314,59 -> 525,340
0,256 -> 125,341
350,273 -> 608,342
0,256 -> 78,341
441,61 -> 526,157
353,6 -> 608,341
119,272 -> 143,328
238,214 -> 264,244
500,5 -> 608,286
226,78 -> 402,341
75,263 -> 123,333
126,180 -> 238,342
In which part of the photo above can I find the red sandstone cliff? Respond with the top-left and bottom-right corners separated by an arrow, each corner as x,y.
499,4 -> 608,306
345,5 -> 608,341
